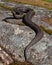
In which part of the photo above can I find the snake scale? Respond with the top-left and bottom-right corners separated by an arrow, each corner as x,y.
4,6 -> 44,61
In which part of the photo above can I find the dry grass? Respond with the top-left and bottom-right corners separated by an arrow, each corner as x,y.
40,26 -> 52,35
9,60 -> 34,65
0,3 -> 13,11
6,0 -> 52,10
42,17 -> 52,25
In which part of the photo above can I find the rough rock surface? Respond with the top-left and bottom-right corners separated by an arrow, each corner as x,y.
0,1 -> 52,65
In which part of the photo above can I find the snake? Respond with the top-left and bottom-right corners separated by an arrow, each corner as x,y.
4,6 -> 44,61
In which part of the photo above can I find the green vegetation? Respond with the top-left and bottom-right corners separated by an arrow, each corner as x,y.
40,26 -> 52,35
0,3 -> 13,11
43,0 -> 52,2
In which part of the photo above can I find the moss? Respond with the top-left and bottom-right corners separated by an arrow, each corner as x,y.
40,26 -> 52,35
0,3 -> 13,11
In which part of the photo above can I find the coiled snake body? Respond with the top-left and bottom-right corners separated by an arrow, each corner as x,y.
4,6 -> 44,61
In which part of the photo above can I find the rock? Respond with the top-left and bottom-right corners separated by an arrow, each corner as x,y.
0,47 -> 13,65
0,3 -> 52,65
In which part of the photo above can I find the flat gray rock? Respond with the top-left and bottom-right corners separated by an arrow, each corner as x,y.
0,2 -> 52,65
